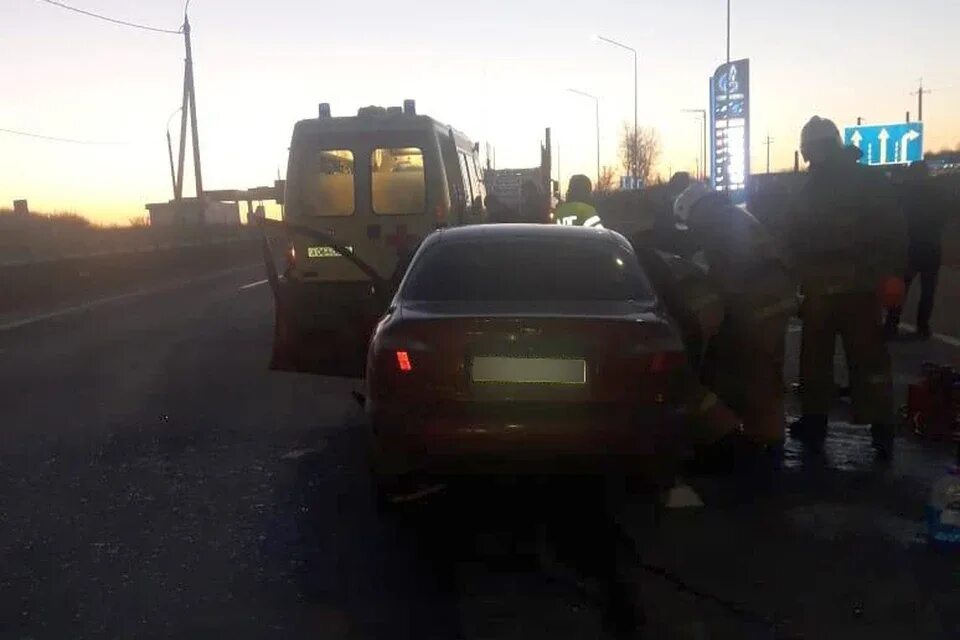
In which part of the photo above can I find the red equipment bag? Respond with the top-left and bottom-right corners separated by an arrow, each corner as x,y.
904,363 -> 960,440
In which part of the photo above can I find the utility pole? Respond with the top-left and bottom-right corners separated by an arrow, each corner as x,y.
174,14 -> 204,207
911,78 -> 932,121
763,133 -> 774,174
184,17 -> 203,201
165,108 -> 181,200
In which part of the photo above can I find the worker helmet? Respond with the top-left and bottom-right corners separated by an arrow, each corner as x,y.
800,116 -> 842,152
673,182 -> 713,223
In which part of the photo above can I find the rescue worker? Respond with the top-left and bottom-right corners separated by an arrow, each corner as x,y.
634,244 -> 761,473
885,161 -> 950,340
673,182 -> 796,451
555,174 -> 602,228
786,116 -> 907,459
653,172 -> 694,255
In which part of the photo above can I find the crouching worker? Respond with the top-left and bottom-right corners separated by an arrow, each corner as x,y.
674,183 -> 796,461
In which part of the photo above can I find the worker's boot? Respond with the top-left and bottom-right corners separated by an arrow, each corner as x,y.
788,415 -> 828,452
871,424 -> 896,462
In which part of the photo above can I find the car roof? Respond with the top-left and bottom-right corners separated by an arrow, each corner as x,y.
425,224 -> 631,250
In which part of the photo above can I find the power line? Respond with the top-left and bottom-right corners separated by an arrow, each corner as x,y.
0,126 -> 121,145
34,0 -> 182,35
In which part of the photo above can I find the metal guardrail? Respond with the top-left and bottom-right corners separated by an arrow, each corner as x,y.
0,230 -> 252,268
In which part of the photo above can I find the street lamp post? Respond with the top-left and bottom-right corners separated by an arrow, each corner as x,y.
595,35 -> 638,180
567,89 -> 600,187
726,0 -> 731,64
682,109 -> 707,181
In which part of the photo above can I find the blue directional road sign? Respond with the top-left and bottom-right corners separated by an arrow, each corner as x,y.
843,122 -> 924,166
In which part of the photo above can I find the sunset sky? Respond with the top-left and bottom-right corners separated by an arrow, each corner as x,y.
2,0 -> 959,225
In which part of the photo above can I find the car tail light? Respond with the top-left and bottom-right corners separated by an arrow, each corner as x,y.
396,350 -> 413,372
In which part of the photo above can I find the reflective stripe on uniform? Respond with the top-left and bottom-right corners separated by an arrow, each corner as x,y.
583,215 -> 604,228
753,296 -> 799,321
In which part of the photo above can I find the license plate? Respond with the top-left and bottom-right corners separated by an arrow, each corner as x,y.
471,357 -> 586,385
307,245 -> 352,258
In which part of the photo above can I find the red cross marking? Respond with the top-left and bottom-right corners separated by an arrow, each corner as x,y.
386,224 -> 417,256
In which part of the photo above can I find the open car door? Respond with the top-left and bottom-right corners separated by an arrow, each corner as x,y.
255,217 -> 396,378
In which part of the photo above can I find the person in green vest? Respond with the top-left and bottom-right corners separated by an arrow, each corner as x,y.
555,174 -> 602,228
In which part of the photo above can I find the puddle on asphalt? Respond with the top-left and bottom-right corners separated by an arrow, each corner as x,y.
785,502 -> 927,547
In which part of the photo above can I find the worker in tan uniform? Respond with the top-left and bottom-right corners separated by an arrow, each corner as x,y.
635,242 -> 767,473
785,116 -> 907,460
673,183 -> 796,457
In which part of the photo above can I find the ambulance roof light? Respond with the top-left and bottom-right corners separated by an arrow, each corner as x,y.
403,99 -> 416,115
318,103 -> 331,118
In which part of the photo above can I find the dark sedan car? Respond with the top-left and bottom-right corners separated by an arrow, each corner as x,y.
364,224 -> 690,485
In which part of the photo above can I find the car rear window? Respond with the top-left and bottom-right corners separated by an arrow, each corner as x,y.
401,238 -> 653,302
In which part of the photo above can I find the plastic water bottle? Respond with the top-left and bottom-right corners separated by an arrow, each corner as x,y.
927,437 -> 960,552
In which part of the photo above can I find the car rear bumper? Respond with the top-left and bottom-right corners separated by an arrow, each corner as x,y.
369,403 -> 687,477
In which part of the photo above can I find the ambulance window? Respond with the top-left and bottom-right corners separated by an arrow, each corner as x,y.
302,150 -> 354,216
457,153 -> 473,203
372,147 -> 426,215
470,155 -> 485,199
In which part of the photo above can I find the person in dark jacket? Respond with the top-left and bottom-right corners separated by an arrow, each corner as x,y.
885,161 -> 950,339
674,182 -> 796,450
786,116 -> 907,460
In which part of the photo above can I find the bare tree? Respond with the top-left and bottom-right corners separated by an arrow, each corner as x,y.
619,124 -> 661,187
595,166 -> 617,195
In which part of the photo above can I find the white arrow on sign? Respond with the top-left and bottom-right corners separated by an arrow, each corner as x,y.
877,128 -> 890,164
851,130 -> 863,148
899,129 -> 921,163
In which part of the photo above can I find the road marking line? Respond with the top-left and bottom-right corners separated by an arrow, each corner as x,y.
900,323 -> 960,348
0,263 -> 261,333
239,279 -> 268,290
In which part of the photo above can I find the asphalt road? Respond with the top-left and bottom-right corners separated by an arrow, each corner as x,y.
1,263 -> 959,639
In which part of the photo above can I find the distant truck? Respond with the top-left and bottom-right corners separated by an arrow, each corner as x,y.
484,167 -> 550,223
483,129 -> 555,224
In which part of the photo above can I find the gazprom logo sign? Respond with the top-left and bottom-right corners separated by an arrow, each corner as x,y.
710,59 -> 750,204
